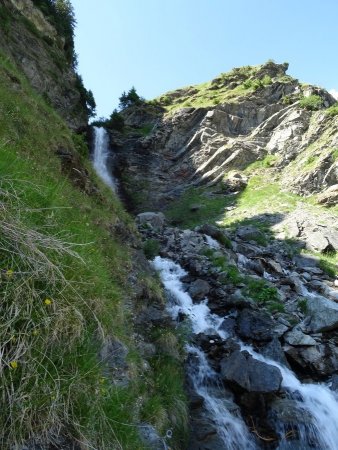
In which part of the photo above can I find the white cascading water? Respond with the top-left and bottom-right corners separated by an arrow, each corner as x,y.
187,345 -> 257,450
92,126 -> 116,190
243,345 -> 338,449
152,256 -> 257,449
153,255 -> 338,450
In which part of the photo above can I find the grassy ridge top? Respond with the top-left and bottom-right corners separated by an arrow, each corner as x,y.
153,61 -> 293,112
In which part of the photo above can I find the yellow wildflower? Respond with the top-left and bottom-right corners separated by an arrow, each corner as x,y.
44,298 -> 52,305
9,361 -> 18,369
32,329 -> 39,336
6,269 -> 14,279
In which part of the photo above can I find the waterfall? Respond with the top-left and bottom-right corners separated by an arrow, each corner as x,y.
92,126 -> 117,190
153,255 -> 338,450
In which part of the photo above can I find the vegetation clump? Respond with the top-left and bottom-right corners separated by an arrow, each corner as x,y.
107,108 -> 125,131
299,94 -> 323,111
119,86 -> 144,109
326,102 -> 338,117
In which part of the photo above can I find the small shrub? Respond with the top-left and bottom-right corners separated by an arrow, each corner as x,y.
243,77 -> 271,91
119,86 -> 144,109
107,109 -> 124,131
262,75 -> 272,86
304,155 -> 318,167
143,239 -> 160,259
138,123 -> 153,136
72,132 -> 88,158
331,148 -> 338,160
267,301 -> 285,313
326,103 -> 338,117
244,278 -> 279,304
299,95 -> 323,111
281,94 -> 294,105
298,298 -> 308,314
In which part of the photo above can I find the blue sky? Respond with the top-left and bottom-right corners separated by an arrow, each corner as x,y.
71,0 -> 338,118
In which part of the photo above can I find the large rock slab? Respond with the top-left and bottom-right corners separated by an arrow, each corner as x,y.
188,279 -> 211,300
284,326 -> 317,346
136,212 -> 166,230
284,342 -> 338,377
317,184 -> 338,206
307,295 -> 338,332
237,308 -> 275,341
221,350 -> 282,393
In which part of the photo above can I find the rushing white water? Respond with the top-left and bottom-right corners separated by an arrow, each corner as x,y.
187,345 -> 257,450
153,256 -> 257,449
153,255 -> 338,449
242,345 -> 338,449
152,257 -> 225,337
92,126 -> 116,190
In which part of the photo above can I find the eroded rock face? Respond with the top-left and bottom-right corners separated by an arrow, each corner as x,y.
113,63 -> 337,212
0,0 -> 87,129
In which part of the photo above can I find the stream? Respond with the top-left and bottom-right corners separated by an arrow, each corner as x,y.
153,255 -> 338,450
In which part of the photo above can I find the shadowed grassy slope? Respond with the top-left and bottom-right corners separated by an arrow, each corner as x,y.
0,52 -> 187,449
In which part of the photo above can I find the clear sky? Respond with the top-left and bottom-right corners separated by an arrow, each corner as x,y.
71,0 -> 338,119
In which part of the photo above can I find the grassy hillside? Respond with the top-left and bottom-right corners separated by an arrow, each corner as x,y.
0,52 -> 187,449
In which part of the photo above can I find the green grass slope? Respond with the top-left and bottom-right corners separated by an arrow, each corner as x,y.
0,52 -> 187,449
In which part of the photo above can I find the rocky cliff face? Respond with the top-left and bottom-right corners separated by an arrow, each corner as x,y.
109,62 -> 338,449
112,62 -> 338,212
0,0 -> 87,129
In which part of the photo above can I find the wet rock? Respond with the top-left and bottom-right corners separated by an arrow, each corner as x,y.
138,424 -> 165,450
284,326 -> 317,346
196,223 -> 229,245
237,308 -> 276,342
188,415 -> 228,450
188,279 -> 211,300
259,337 -> 290,367
330,374 -> 338,392
284,342 -> 338,377
268,398 -> 313,429
136,212 -> 166,230
307,295 -> 338,332
136,306 -> 173,328
181,230 -> 207,255
221,350 -> 282,393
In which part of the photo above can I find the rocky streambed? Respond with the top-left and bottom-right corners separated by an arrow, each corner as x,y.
136,211 -> 338,449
